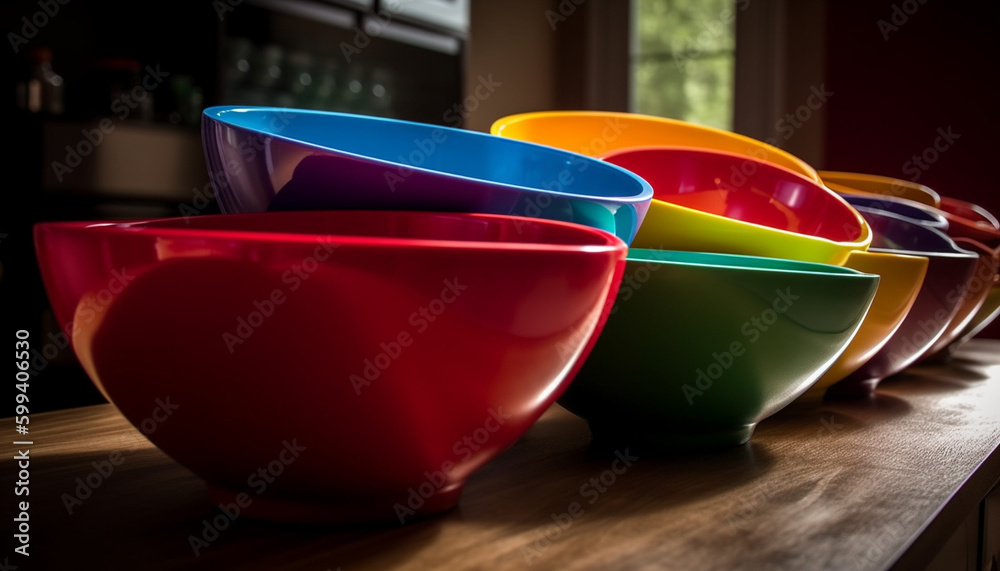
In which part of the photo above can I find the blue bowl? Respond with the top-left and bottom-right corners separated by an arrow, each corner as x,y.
201,106 -> 653,244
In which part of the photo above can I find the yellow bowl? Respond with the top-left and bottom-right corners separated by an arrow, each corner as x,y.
490,110 -> 822,183
819,171 -> 941,208
800,249 -> 929,400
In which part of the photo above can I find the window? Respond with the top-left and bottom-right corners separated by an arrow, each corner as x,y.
630,0 -> 738,130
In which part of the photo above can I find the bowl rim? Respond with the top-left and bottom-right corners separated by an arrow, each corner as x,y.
34,211 -> 628,255
938,196 -> 1000,229
857,205 -> 981,260
818,170 -> 942,206
488,109 -> 822,183
202,105 -> 655,205
625,248 -> 878,279
832,184 -> 950,229
601,145 -> 874,250
600,145 -> 872,249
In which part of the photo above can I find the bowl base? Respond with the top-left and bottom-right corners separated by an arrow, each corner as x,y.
588,422 -> 756,450
207,483 -> 464,525
825,377 -> 879,399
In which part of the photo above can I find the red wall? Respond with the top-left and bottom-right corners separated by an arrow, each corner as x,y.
824,0 -> 1000,338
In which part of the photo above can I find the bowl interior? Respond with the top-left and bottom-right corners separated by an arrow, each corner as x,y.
205,106 -> 651,201
859,206 -> 972,255
838,190 -> 949,230
939,196 -> 1000,229
603,147 -> 863,243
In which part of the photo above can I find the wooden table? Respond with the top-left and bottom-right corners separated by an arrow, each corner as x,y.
5,340 -> 1000,570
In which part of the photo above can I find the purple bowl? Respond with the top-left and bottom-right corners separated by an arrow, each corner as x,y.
840,193 -> 949,231
828,206 -> 979,397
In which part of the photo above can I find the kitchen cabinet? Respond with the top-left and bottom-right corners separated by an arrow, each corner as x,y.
4,339 -> 999,569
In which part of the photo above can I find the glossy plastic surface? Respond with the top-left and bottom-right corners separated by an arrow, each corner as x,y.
201,106 -> 653,244
800,250 -> 928,400
490,111 -> 821,182
937,196 -> 1000,248
829,207 -> 979,397
839,192 -> 949,230
916,238 -> 999,362
819,171 -> 941,207
559,249 -> 879,448
34,211 -> 628,523
942,280 -> 1000,359
599,146 -> 871,265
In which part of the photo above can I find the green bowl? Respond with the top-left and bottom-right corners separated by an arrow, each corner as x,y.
560,249 -> 879,449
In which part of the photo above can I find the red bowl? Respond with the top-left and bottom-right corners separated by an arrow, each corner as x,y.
34,211 -> 627,523
937,196 -> 1000,248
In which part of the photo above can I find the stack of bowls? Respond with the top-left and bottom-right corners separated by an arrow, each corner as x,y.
491,111 -> 883,446
492,110 -> 1000,433
820,171 -> 1000,364
34,106 -> 659,523
33,103 -> 1000,523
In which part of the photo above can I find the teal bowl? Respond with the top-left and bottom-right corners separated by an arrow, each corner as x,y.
559,249 -> 880,449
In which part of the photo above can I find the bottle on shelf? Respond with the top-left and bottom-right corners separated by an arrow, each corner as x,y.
15,46 -> 65,116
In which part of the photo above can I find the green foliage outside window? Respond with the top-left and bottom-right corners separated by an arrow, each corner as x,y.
632,0 -> 736,130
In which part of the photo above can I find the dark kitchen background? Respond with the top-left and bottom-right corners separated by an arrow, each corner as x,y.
2,0 -> 998,414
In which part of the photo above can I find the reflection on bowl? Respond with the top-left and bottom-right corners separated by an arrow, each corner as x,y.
559,249 -> 878,448
829,207 -> 979,397
937,196 -> 1000,248
819,170 -> 941,207
35,210 -> 627,523
598,146 -> 871,265
800,249 -> 928,400
201,106 -> 653,244
838,190 -> 949,231
916,237 -> 999,362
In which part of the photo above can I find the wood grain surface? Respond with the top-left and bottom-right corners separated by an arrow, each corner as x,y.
4,340 -> 1000,571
